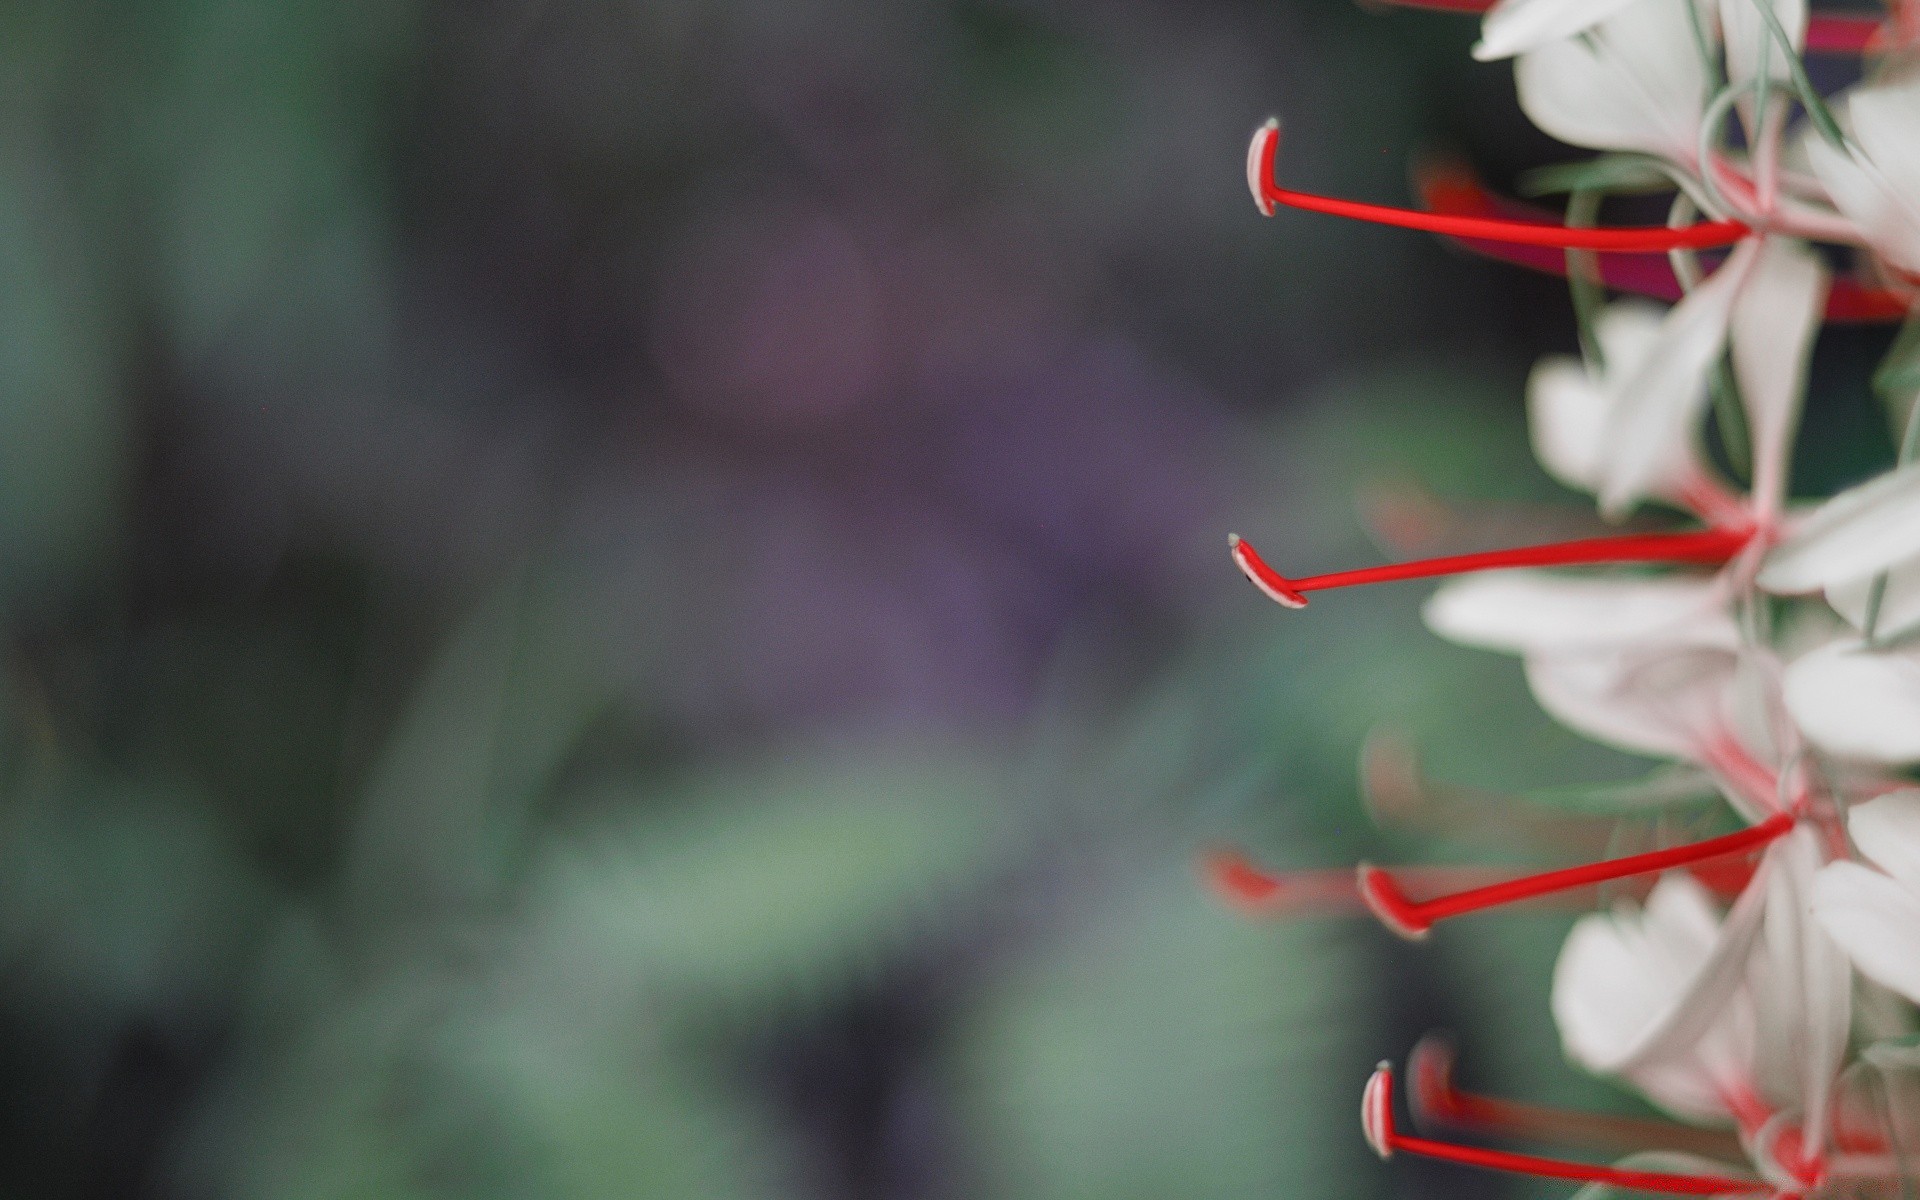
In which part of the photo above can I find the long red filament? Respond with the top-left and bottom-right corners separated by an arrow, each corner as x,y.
1248,122 -> 1749,251
1228,526 -> 1747,610
1357,812 -> 1795,939
1207,850 -> 1757,921
1205,851 -> 1552,914
1410,1037 -> 1750,1158
1366,0 -> 1881,54
1365,1065 -> 1769,1195
1415,163 -> 1911,324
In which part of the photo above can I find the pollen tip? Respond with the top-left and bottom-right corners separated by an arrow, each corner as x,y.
1407,1034 -> 1461,1126
1246,119 -> 1281,217
1362,1062 -> 1397,1160
1359,730 -> 1425,827
1229,534 -> 1309,609
1357,863 -> 1432,940
1200,847 -> 1284,909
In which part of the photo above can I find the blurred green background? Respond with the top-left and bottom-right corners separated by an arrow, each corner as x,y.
5,1 -> 1895,1197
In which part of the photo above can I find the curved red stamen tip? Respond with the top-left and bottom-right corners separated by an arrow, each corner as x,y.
1363,1063 -> 1398,1159
1363,1060 -> 1771,1195
1229,534 -> 1308,609
1245,123 -> 1748,251
1229,526 -> 1748,609
1203,848 -> 1286,907
1409,1035 -> 1465,1125
1247,119 -> 1280,216
1358,862 -> 1432,940
1356,813 -> 1795,936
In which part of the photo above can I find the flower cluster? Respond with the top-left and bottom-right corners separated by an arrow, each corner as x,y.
1214,0 -> 1920,1193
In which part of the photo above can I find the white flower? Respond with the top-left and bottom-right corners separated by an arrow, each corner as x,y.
1527,239 -> 1822,521
1805,68 -> 1920,276
1555,828 -> 1848,1152
1553,869 -> 1768,1123
1814,790 -> 1920,1006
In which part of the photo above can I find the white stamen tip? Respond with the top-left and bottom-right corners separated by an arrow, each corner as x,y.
1247,119 -> 1281,217
1362,1063 -> 1396,1159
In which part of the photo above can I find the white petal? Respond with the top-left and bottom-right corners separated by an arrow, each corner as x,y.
1847,71 -> 1920,216
1813,860 -> 1920,1006
1475,0 -> 1646,61
1721,0 -> 1804,93
1825,558 -> 1920,639
1783,641 -> 1920,762
1526,647 -> 1736,759
1553,871 -> 1769,1122
1554,873 -> 1722,1069
1847,789 -> 1920,893
1755,827 -> 1851,1149
1731,239 -> 1826,514
1598,242 -> 1757,518
1806,79 -> 1920,276
1528,357 -> 1608,491
1514,0 -> 1710,159
1424,572 -> 1738,654
1759,463 -> 1920,593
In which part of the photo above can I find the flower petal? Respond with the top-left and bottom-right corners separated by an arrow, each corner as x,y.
1514,0 -> 1710,160
1598,242 -> 1758,518
1847,789 -> 1920,893
1526,646 -> 1737,759
1813,860 -> 1920,1006
1755,827 -> 1851,1152
1825,558 -> 1920,640
1759,463 -> 1920,593
1807,77 -> 1920,276
1720,0 -> 1804,94
1528,356 -> 1608,492
1424,571 -> 1738,654
1553,870 -> 1768,1122
1783,641 -> 1920,763
1475,0 -> 1647,61
1731,239 -> 1826,517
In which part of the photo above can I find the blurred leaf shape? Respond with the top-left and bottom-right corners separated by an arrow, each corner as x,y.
517,744 -> 1017,1012
0,159 -> 125,593
947,866 -> 1382,1200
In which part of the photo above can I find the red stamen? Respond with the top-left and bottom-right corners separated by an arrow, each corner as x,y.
1365,1064 -> 1770,1195
1414,163 -> 1911,323
1204,850 -> 1541,915
1228,526 -> 1747,611
1410,1035 -> 1749,1158
1365,0 -> 1881,55
1247,121 -> 1749,251
1357,812 -> 1794,940
1205,849 -> 1752,920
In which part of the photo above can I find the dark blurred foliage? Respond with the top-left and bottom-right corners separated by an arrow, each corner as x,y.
2,1 -> 1873,1198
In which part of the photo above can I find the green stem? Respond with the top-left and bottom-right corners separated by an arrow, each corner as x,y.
1744,0 -> 1844,147
1566,188 -> 1607,370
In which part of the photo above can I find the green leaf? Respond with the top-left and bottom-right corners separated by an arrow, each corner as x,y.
517,744 -> 1017,1011
948,864 -> 1384,1200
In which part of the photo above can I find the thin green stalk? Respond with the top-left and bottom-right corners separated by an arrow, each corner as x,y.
1744,0 -> 1844,147
1566,188 -> 1607,370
